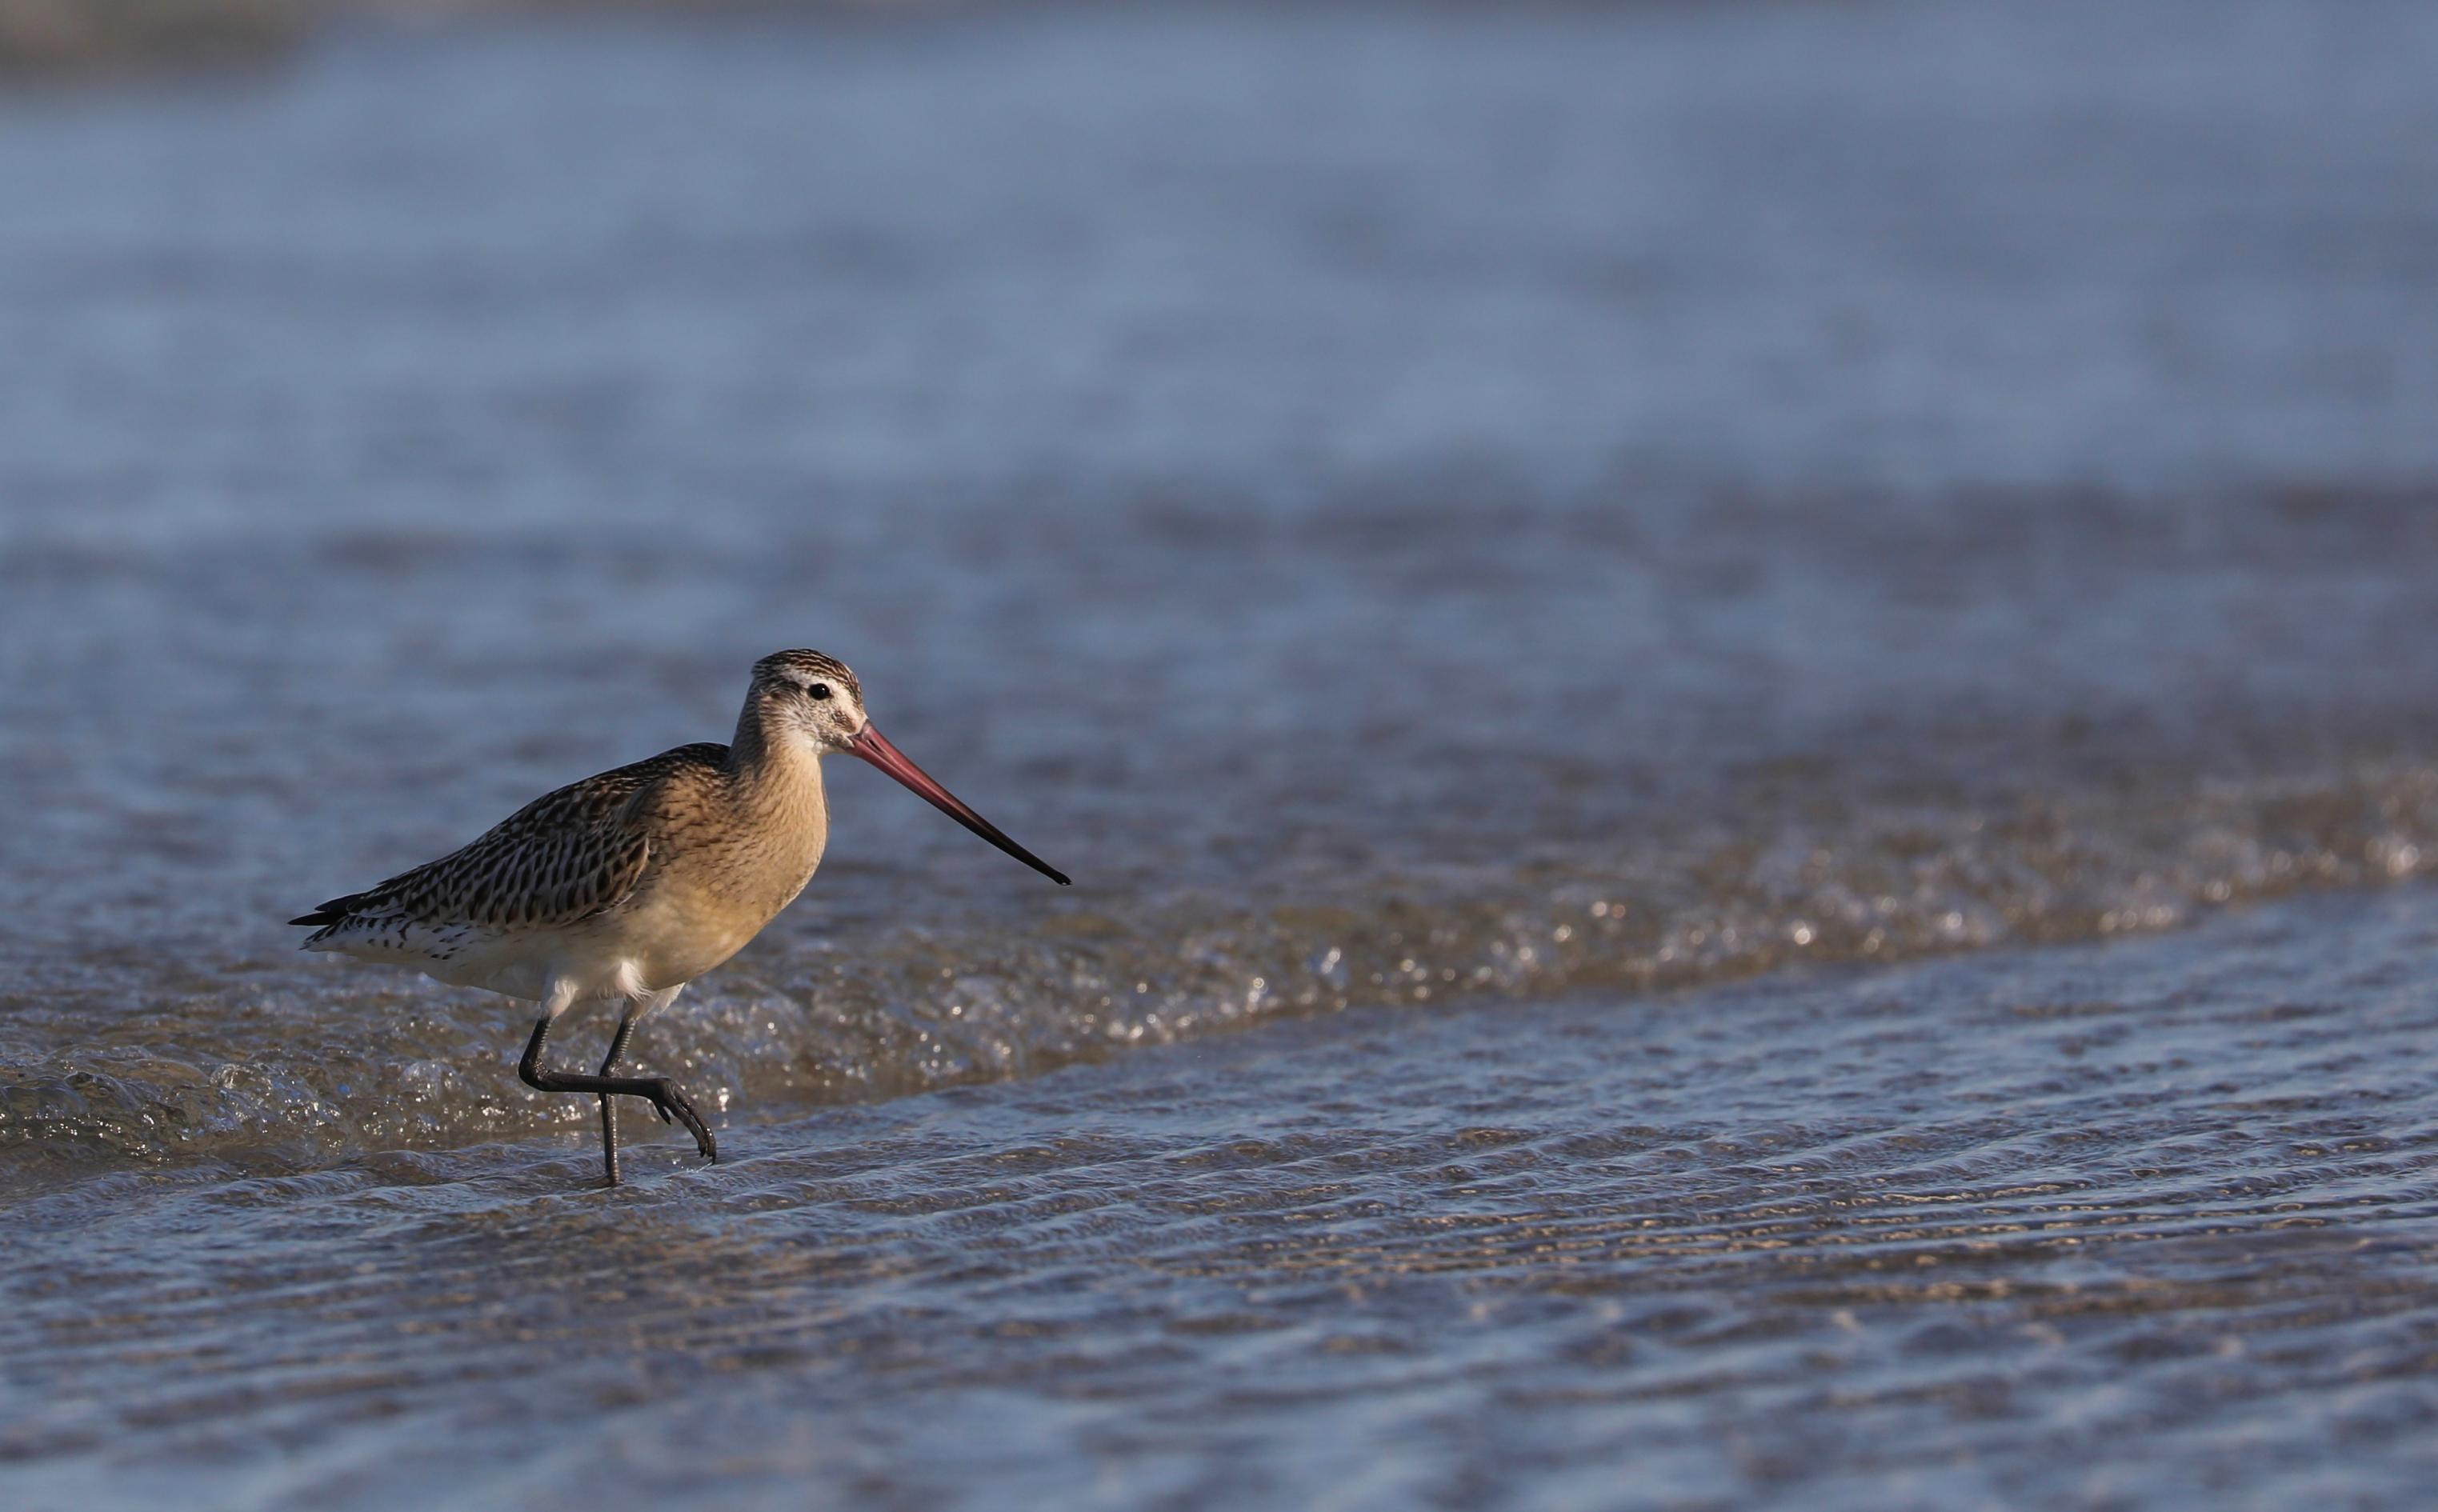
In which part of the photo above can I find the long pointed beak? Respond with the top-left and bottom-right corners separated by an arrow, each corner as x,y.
848,724 -> 1071,886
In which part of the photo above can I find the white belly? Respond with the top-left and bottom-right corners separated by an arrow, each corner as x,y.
312,892 -> 766,1007
310,833 -> 819,1007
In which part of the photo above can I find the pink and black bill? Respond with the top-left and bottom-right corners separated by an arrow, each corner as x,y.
849,726 -> 1071,886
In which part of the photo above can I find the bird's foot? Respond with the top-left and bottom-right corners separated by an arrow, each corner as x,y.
644,1079 -> 717,1162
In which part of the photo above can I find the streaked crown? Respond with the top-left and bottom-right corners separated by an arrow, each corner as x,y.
753,649 -> 862,704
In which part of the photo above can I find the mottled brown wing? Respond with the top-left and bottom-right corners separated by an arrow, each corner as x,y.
294,743 -> 726,934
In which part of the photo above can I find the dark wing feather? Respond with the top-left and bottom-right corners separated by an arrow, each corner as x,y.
294,743 -> 725,934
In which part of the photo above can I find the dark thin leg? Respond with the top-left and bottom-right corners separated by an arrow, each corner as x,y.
596,1014 -> 643,1187
518,1016 -> 716,1186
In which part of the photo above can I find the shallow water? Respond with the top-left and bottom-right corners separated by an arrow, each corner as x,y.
9,891 -> 2438,1509
3,1 -> 2438,1504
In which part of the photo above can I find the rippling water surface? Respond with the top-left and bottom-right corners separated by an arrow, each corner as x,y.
10,894 -> 2438,1509
4,1 -> 2438,1505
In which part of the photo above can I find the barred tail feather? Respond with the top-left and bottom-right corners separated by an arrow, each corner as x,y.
290,892 -> 371,928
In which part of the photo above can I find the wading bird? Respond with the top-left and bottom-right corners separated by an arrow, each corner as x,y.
292,650 -> 1068,1186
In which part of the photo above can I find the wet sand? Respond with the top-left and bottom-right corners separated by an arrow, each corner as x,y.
0,0 -> 301,74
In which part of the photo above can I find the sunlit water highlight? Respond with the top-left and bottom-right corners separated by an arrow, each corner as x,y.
8,892 -> 2438,1509
4,2 -> 2438,1505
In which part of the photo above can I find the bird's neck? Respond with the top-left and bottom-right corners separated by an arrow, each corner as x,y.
723,698 -> 829,828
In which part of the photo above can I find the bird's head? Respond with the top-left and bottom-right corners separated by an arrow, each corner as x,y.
747,649 -> 1069,886
751,648 -> 869,754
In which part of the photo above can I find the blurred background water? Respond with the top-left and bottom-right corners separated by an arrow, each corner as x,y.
4,2 -> 2438,1507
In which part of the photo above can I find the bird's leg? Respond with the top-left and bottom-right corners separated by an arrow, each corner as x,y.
518,1015 -> 718,1184
595,1012 -> 642,1188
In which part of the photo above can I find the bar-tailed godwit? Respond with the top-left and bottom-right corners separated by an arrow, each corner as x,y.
292,650 -> 1068,1185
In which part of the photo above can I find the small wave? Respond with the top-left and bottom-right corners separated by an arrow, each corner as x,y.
6,758 -> 2438,1181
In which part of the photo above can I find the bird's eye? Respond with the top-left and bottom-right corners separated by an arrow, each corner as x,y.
807,682 -> 832,701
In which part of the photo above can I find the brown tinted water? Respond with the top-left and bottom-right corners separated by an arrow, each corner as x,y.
4,2 -> 2438,1506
